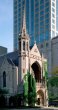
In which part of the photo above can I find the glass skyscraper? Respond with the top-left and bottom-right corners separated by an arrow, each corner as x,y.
13,0 -> 57,50
56,0 -> 58,31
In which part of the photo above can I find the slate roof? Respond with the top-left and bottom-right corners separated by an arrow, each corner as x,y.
0,56 -> 5,67
0,50 -> 19,67
7,58 -> 15,66
0,44 -> 34,67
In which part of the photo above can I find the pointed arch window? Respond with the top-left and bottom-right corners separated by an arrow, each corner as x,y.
19,41 -> 21,51
23,41 -> 25,50
3,71 -> 6,87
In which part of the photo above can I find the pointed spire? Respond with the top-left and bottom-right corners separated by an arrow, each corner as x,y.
22,5 -> 26,34
19,2 -> 30,40
23,7 -> 26,31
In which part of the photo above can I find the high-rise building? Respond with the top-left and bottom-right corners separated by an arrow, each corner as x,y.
56,0 -> 58,31
0,46 -> 7,56
13,0 -> 57,51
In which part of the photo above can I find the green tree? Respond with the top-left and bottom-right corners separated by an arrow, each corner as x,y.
48,76 -> 58,87
28,72 -> 36,106
0,89 -> 8,107
0,88 -> 8,95
23,72 -> 36,106
23,73 -> 28,105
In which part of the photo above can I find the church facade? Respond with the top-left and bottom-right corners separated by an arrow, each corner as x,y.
18,11 -> 48,106
0,11 -> 48,106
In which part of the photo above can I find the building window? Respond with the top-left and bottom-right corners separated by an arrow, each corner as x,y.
52,19 -> 55,24
46,43 -> 49,47
23,41 -> 25,50
19,41 -> 21,51
52,2 -> 55,7
52,24 -> 55,29
3,71 -> 6,87
52,13 -> 55,18
52,8 -> 55,13
27,42 -> 28,51
40,44 -> 43,48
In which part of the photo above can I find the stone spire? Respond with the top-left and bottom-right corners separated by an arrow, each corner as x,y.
21,5 -> 29,40
22,6 -> 27,35
22,7 -> 26,34
19,3 -> 29,40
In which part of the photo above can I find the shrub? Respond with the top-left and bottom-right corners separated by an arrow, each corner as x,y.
0,95 -> 6,107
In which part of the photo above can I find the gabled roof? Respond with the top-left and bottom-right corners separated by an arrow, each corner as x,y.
0,50 -> 19,67
30,43 -> 41,58
7,58 -> 15,66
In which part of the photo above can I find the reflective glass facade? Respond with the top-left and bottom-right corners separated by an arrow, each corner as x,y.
14,0 -> 57,50
56,0 -> 58,31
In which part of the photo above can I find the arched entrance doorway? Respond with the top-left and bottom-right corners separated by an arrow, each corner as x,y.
31,61 -> 41,82
37,90 -> 44,106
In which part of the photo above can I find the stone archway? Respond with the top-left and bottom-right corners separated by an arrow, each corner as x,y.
37,90 -> 44,106
31,61 -> 41,82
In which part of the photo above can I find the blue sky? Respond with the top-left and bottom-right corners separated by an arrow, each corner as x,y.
0,0 -> 13,52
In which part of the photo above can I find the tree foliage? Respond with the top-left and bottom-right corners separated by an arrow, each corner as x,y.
0,88 -> 8,95
23,72 -> 36,106
28,73 -> 36,106
48,76 -> 58,87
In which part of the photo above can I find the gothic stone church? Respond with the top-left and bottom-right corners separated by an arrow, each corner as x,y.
0,13 -> 48,106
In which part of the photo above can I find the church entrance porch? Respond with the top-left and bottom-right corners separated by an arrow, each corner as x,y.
31,61 -> 46,106
37,90 -> 44,106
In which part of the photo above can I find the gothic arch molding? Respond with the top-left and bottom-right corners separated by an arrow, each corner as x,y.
31,61 -> 41,82
37,90 -> 44,105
